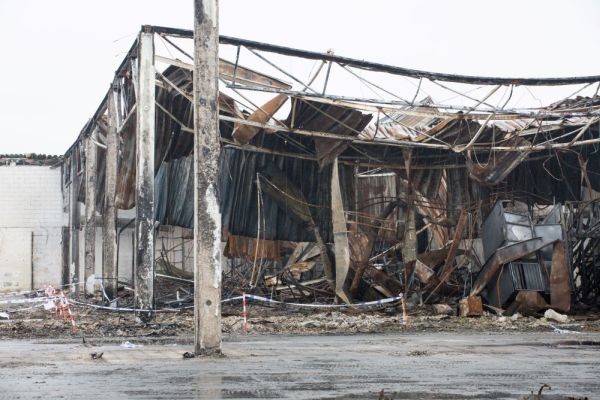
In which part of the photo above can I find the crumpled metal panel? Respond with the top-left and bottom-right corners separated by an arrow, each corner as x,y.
487,261 -> 546,308
286,98 -> 372,169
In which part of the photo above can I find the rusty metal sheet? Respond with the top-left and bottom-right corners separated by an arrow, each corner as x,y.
232,94 -> 288,144
417,249 -> 447,267
458,296 -> 483,317
223,234 -> 281,261
550,241 -> 571,312
504,291 -> 549,316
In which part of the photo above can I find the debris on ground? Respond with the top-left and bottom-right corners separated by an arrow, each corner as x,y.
544,309 -> 568,323
432,304 -> 453,315
120,341 -> 143,349
1,304 -> 599,339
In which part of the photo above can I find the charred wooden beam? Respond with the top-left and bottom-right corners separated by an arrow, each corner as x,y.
134,27 -> 156,320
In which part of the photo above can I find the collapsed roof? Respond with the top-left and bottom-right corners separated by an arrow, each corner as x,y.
61,26 -> 600,308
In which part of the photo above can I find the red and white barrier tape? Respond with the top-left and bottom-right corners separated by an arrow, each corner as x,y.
43,286 -> 77,333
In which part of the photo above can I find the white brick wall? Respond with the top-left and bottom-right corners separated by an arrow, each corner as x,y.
0,165 -> 66,228
0,165 -> 66,291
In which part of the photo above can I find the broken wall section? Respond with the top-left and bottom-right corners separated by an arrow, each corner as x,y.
0,164 -> 66,291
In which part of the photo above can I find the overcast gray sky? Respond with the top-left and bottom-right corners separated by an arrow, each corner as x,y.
1,0 -> 599,155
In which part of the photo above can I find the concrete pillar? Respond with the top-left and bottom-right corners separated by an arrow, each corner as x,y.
193,0 -> 222,355
134,27 -> 156,320
69,152 -> 80,292
103,85 -> 119,302
84,133 -> 97,295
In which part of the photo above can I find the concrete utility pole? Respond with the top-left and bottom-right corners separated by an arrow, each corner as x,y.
103,84 -> 119,302
84,132 -> 97,295
135,27 -> 156,321
193,0 -> 222,355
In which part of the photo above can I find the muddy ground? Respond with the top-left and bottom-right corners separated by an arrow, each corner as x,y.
2,302 -> 600,339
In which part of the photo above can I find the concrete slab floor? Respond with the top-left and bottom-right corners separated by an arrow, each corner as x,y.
0,332 -> 598,399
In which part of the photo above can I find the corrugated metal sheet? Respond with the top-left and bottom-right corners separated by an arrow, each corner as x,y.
355,172 -> 399,241
218,146 -> 339,242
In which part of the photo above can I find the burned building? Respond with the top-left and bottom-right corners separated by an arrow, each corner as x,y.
4,25 -> 600,318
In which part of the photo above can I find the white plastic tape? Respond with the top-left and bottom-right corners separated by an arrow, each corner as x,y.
0,296 -> 51,305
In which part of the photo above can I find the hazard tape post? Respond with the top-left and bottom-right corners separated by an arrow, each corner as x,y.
43,286 -> 78,333
400,293 -> 408,329
242,292 -> 250,333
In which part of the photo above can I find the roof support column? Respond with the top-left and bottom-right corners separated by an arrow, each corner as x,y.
84,132 -> 97,296
193,0 -> 222,355
401,149 -> 417,296
447,168 -> 465,236
69,151 -> 81,293
103,85 -> 119,303
134,27 -> 155,321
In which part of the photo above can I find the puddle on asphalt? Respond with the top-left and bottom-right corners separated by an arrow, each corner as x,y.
322,390 -> 513,399
555,340 -> 600,346
476,340 -> 600,349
